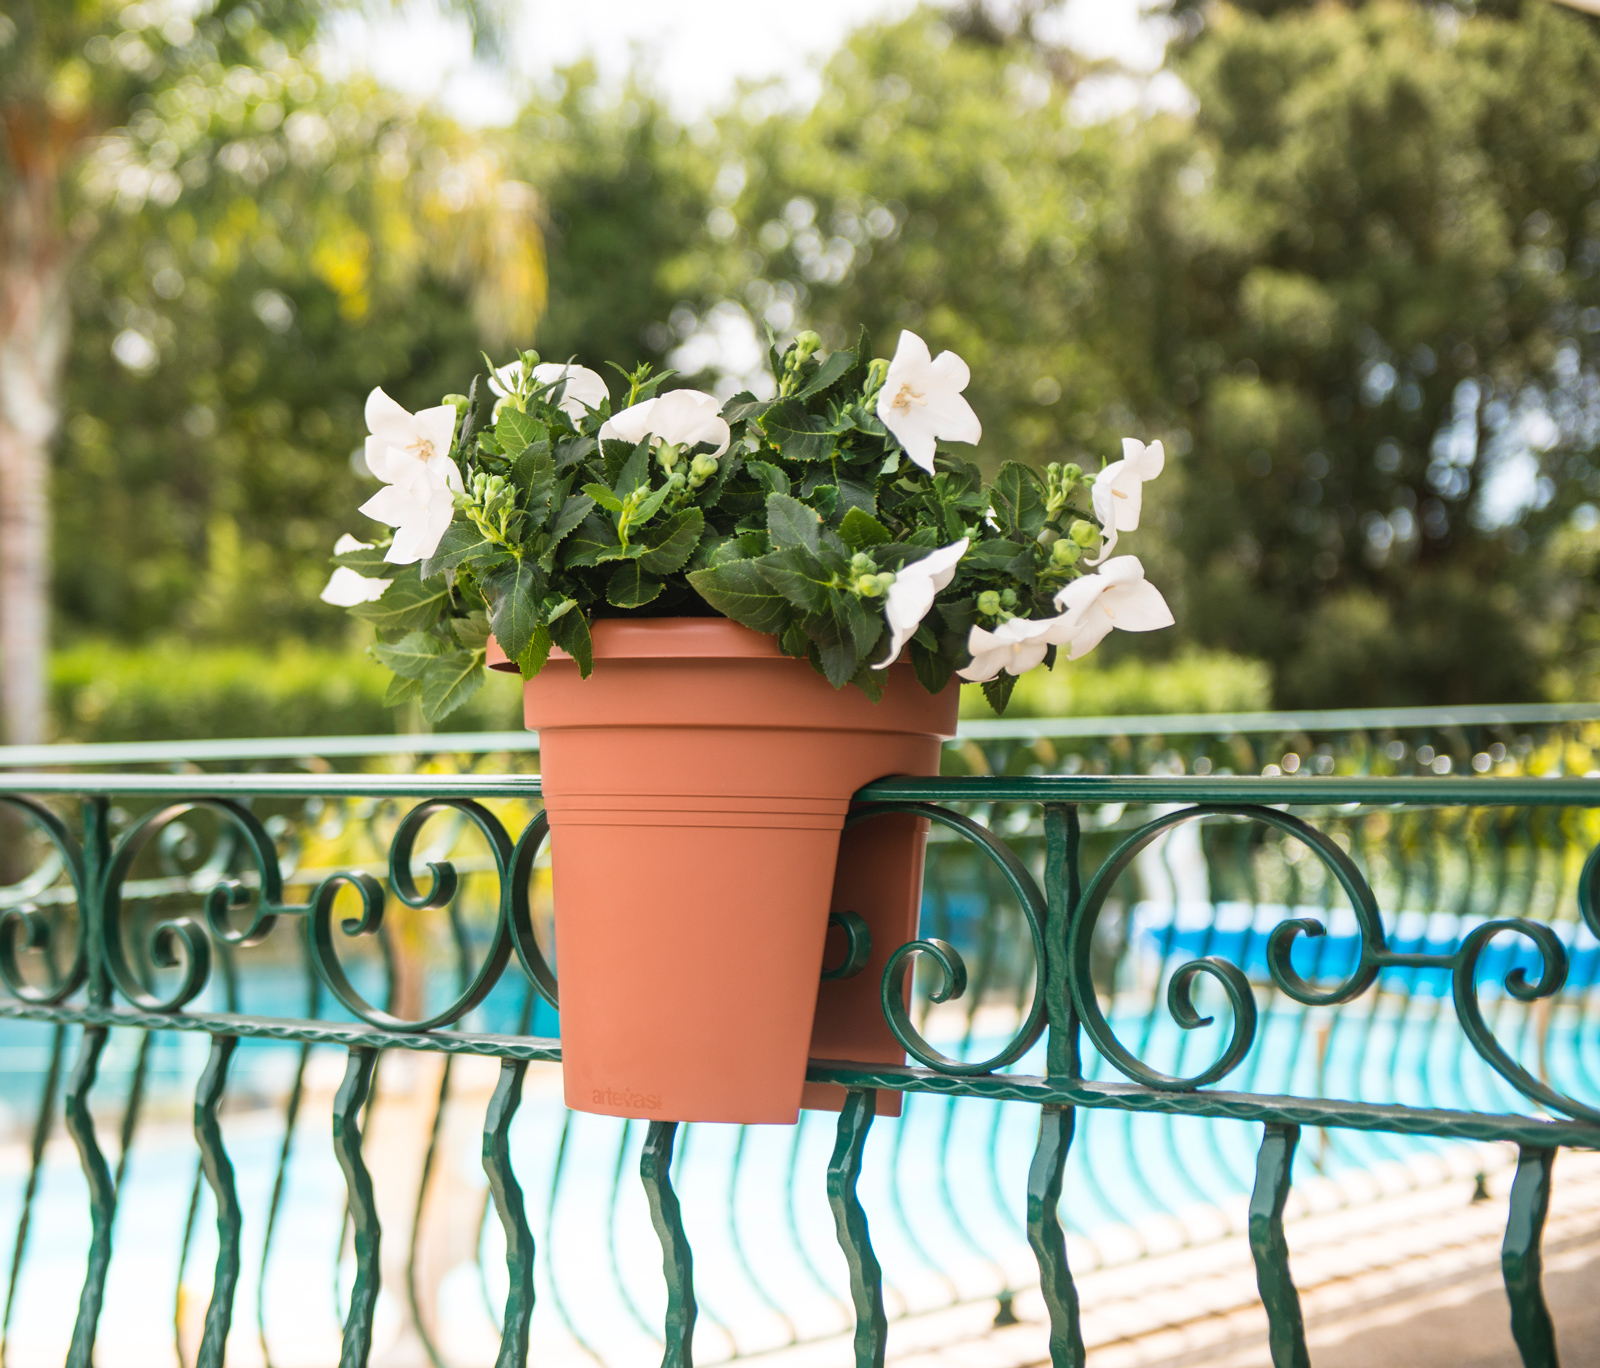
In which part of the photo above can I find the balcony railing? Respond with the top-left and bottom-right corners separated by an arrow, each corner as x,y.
0,705 -> 1596,1368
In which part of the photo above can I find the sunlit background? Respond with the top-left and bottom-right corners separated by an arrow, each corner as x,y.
4,0 -> 1600,745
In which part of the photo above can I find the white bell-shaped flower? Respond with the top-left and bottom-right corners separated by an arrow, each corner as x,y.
1051,555 -> 1174,660
320,535 -> 390,606
1088,438 -> 1164,564
360,388 -> 465,564
491,360 -> 609,420
957,615 -> 1073,683
599,389 -> 730,457
873,538 -> 968,669
875,330 -> 982,474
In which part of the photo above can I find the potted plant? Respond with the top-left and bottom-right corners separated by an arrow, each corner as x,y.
323,330 -> 1173,1123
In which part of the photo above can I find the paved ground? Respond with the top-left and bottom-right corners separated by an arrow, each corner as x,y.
752,1148 -> 1600,1368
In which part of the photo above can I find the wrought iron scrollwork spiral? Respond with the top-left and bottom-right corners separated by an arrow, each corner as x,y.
102,799 -> 295,1012
308,799 -> 517,1032
504,812 -> 558,1010
0,796 -> 89,1006
1069,804 -> 1386,1092
849,802 -> 1048,1076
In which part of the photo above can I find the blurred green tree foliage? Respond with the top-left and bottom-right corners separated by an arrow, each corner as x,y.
24,0 -> 1600,733
1099,0 -> 1600,705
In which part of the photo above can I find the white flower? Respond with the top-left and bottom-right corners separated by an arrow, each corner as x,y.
875,330 -> 982,474
359,388 -> 465,564
1088,438 -> 1164,564
1051,555 -> 1174,660
320,535 -> 389,606
956,615 -> 1069,683
599,389 -> 730,457
491,360 -> 609,420
873,538 -> 968,669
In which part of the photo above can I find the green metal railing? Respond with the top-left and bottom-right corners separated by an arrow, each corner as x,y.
0,706 -> 1598,1368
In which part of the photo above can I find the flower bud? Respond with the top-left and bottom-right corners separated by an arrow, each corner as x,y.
1069,519 -> 1098,547
443,393 -> 470,412
875,572 -> 895,594
790,331 -> 822,363
850,552 -> 876,575
856,574 -> 885,597
689,453 -> 719,484
863,358 -> 890,398
656,442 -> 682,472
1061,463 -> 1082,484
1051,538 -> 1080,567
977,590 -> 1002,616
1000,589 -> 1018,609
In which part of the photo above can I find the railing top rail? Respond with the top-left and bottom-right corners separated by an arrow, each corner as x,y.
0,770 -> 1595,803
2,701 -> 1594,771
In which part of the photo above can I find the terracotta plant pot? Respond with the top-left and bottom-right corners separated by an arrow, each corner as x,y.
489,618 -> 957,1124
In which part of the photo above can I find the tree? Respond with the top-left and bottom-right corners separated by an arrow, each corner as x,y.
1098,0 -> 1600,705
1,0 -> 533,739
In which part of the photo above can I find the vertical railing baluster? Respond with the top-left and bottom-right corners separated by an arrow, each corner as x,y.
62,1027 -> 115,1368
827,1089 -> 886,1368
641,1120 -> 696,1368
194,1035 -> 242,1368
483,1059 -> 534,1368
1042,803 -> 1081,1080
1027,1105 -> 1084,1368
1248,1123 -> 1309,1368
1502,1145 -> 1559,1368
333,1047 -> 382,1368
66,797 -> 114,1368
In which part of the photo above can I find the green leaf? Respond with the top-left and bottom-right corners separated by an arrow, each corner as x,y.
744,459 -> 791,496
453,612 -> 493,650
963,538 -> 1025,571
981,672 -> 1018,715
758,545 -> 833,613
549,493 -> 596,548
594,542 -> 646,564
420,652 -> 487,723
766,492 -> 822,553
761,401 -> 836,461
613,441 -> 650,496
804,483 -> 838,521
723,392 -> 773,424
371,630 -> 445,680
384,674 -> 423,708
514,445 -> 558,517
562,513 -> 619,568
839,590 -> 884,660
638,507 -> 704,575
518,624 -> 552,679
606,562 -> 664,608
483,559 -> 542,659
991,462 -> 1048,538
909,639 -> 952,695
600,438 -> 639,485
839,507 -> 893,550
549,609 -> 593,677
333,543 -> 400,578
687,560 -> 791,635
555,434 -> 597,471
350,567 -> 447,632
835,475 -> 877,521
421,520 -> 498,578
495,407 -> 544,455
582,482 -> 625,513
793,347 -> 855,401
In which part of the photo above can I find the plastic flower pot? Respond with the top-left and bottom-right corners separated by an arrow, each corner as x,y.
489,618 -> 957,1124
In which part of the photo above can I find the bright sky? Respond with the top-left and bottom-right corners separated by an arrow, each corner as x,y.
324,0 -> 1176,126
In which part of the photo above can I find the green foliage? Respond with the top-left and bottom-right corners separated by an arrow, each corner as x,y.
50,641 -> 521,743
959,650 -> 1272,720
346,332 -> 1154,710
1097,0 -> 1600,705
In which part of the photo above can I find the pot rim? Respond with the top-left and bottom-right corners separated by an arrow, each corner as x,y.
491,617 -> 819,670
